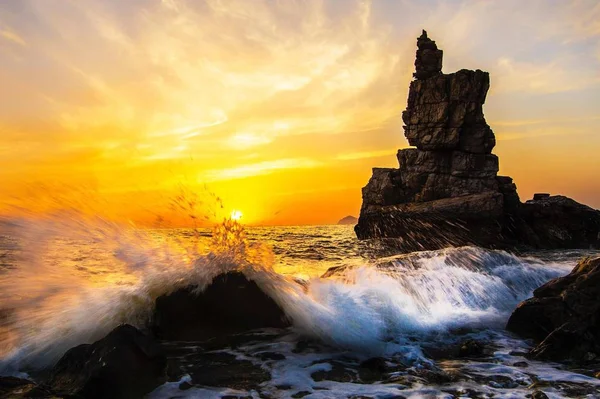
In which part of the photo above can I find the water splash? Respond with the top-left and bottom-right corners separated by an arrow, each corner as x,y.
0,211 -> 574,375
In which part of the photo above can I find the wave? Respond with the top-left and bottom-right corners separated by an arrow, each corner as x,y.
0,214 -> 572,374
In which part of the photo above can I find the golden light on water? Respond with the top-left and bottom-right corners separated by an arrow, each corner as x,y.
230,210 -> 243,221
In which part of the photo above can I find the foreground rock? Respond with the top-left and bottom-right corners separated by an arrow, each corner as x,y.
47,324 -> 166,399
151,271 -> 290,341
507,256 -> 600,363
0,376 -> 54,398
355,30 -> 600,251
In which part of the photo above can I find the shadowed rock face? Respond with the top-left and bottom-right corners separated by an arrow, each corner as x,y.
507,256 -> 600,363
151,271 -> 290,341
355,30 -> 600,251
47,324 -> 167,399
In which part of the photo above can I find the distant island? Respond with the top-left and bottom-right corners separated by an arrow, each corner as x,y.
337,215 -> 357,225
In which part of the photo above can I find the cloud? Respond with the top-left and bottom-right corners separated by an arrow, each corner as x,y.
0,27 -> 26,46
201,158 -> 321,182
1,0 -> 600,219
336,149 -> 395,161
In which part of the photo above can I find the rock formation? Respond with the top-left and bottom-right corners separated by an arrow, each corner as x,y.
151,271 -> 290,341
355,30 -> 600,251
507,256 -> 600,363
47,324 -> 167,399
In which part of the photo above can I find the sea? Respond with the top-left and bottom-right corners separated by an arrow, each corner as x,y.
1,215 -> 599,398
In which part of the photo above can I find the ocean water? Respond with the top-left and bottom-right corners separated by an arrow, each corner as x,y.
0,215 -> 599,398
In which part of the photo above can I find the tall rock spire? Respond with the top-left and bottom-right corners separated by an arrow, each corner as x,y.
354,30 -> 600,251
413,30 -> 443,80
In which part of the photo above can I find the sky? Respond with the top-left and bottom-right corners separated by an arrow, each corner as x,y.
1,0 -> 599,226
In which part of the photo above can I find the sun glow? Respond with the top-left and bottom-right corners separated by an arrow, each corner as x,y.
230,210 -> 243,221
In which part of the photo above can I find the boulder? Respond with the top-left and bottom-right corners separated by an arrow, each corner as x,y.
355,29 -> 600,251
519,195 -> 600,249
47,324 -> 166,399
0,376 -> 53,398
151,271 -> 290,341
506,256 -> 600,363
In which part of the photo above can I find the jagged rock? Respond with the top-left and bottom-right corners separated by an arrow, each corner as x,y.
533,193 -> 550,201
0,376 -> 54,398
507,256 -> 600,363
414,30 -> 443,80
355,192 -> 505,250
519,195 -> 600,249
47,324 -> 167,399
403,69 -> 495,154
355,30 -> 600,251
151,271 -> 290,341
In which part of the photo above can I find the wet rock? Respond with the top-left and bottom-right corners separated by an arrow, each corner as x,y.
291,391 -> 311,398
519,195 -> 600,249
358,357 -> 390,383
410,368 -> 456,384
513,361 -> 529,367
47,324 -> 167,399
186,352 -> 270,390
258,351 -> 286,361
507,256 -> 600,363
458,339 -> 486,358
443,388 -> 487,399
0,376 -> 54,398
530,390 -> 549,399
355,30 -> 600,251
311,361 -> 357,383
292,339 -> 323,354
151,271 -> 290,341
505,297 -> 569,342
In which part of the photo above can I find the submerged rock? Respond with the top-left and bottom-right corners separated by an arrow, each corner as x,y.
151,271 -> 290,341
507,256 -> 600,363
355,30 -> 600,251
47,324 -> 166,399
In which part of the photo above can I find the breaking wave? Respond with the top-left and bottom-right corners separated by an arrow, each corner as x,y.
0,214 -> 572,374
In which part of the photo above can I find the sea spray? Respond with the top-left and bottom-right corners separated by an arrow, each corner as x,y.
0,213 -> 277,371
0,212 -> 575,377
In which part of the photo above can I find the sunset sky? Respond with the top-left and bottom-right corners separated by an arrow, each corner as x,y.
1,0 -> 599,226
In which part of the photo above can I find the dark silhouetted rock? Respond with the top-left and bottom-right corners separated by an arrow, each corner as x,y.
414,30 -> 443,80
355,30 -> 600,251
531,391 -> 550,399
519,195 -> 600,249
338,215 -> 358,225
151,271 -> 290,341
0,376 -> 54,398
47,324 -> 166,399
533,193 -> 550,201
507,256 -> 600,363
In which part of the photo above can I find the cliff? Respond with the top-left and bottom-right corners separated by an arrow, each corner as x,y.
355,30 -> 600,251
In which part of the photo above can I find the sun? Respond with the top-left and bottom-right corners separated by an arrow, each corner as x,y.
230,210 -> 243,221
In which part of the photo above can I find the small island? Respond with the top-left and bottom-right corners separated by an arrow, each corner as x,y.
337,215 -> 358,225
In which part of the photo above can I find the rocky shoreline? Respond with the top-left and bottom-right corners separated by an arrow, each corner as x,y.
355,30 -> 600,252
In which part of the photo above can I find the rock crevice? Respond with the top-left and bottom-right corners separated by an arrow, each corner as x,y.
355,30 -> 600,251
